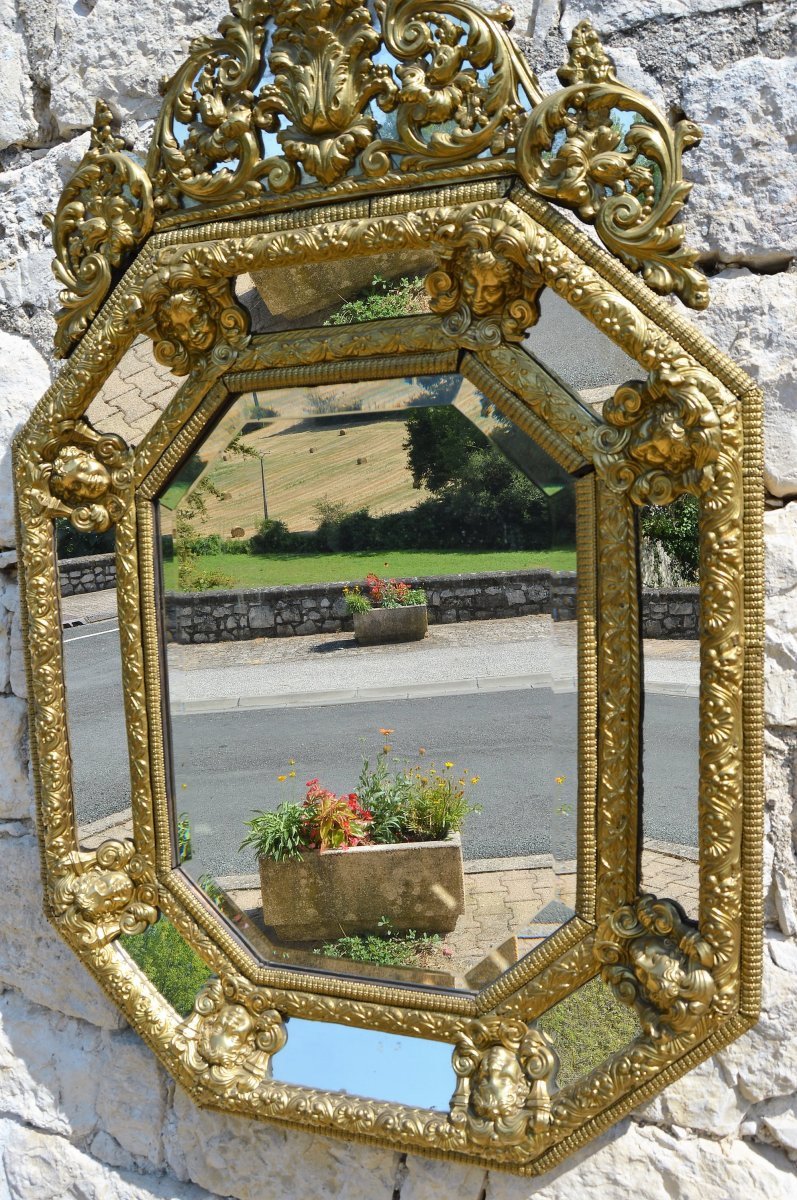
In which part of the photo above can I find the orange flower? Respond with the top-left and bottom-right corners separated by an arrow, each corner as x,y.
379,728 -> 394,736
277,774 -> 287,782
555,775 -> 565,785
418,747 -> 426,755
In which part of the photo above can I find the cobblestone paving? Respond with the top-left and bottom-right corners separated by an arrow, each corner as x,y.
86,336 -> 178,445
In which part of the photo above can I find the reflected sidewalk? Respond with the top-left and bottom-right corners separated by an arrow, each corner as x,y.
165,613 -> 699,714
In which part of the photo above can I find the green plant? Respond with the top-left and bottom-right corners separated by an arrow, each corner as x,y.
640,494 -> 699,582
355,752 -> 414,844
343,585 -> 372,614
176,812 -> 192,863
405,769 -> 480,841
302,780 -> 372,850
119,918 -> 212,1016
240,802 -> 307,862
324,275 -> 427,326
320,918 -> 443,968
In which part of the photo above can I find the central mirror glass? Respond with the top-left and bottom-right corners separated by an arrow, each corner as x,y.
155,372 -> 582,991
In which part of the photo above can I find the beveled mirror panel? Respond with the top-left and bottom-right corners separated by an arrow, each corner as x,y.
14,0 -> 763,1178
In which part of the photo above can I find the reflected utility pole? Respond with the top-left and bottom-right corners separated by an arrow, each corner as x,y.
260,454 -> 269,521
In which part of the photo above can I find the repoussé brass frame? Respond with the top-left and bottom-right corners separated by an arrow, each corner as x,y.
13,2 -> 763,1176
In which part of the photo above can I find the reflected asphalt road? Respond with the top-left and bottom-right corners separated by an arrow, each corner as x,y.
64,620 -> 699,878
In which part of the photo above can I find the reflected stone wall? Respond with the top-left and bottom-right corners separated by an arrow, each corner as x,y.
0,1 -> 795,1197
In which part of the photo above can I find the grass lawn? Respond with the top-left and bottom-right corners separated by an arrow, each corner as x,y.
162,548 -> 578,590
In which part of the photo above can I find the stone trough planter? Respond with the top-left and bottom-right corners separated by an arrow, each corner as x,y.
352,604 -> 428,645
258,834 -> 465,942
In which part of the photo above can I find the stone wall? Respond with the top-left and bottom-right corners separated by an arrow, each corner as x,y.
164,572 -> 699,643
0,1 -> 796,1198
58,552 -> 116,596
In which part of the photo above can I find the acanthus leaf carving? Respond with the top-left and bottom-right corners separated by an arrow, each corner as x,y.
50,839 -> 158,948
175,975 -> 287,1095
45,100 -> 154,358
595,896 -> 717,1040
517,20 -> 708,310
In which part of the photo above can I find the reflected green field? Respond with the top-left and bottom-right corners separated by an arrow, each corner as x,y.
162,548 -> 578,591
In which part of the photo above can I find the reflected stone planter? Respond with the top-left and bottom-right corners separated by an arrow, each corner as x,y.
353,604 -> 428,645
258,835 -> 464,942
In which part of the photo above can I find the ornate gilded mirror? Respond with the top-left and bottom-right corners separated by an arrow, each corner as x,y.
14,1 -> 763,1176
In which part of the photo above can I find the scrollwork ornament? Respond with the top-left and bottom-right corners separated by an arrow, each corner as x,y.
175,975 -> 287,1095
50,840 -> 158,948
31,418 -> 133,533
45,100 -> 154,357
595,896 -> 717,1040
517,20 -> 708,309
427,205 -> 545,347
593,358 -> 726,505
450,1018 -> 558,1145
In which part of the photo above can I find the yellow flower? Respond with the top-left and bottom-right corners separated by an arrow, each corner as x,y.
277,775 -> 287,782
288,758 -> 296,766
555,775 -> 566,785
383,744 -> 392,752
288,771 -> 296,778
181,783 -> 187,789
471,776 -> 480,785
444,761 -> 454,769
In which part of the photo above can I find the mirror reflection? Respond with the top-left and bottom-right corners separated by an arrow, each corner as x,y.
156,372 -> 583,991
639,496 -> 700,918
59,524 -> 132,849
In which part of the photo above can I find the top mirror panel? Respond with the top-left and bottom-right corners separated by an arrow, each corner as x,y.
155,371 -> 583,992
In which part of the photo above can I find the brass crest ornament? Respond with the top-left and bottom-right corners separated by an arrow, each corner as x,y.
45,100 -> 154,357
15,0 -> 764,1178
33,419 -> 133,532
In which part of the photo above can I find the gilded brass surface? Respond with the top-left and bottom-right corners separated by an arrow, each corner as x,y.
15,0 -> 763,1177
49,3 -> 704,357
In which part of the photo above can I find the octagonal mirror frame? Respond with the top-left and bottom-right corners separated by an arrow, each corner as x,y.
13,1 -> 763,1177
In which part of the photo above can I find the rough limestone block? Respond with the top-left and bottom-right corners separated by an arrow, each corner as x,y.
0,0 -> 39,149
764,504 -> 797,724
47,0 -> 225,135
485,1118 -> 797,1199
0,135 -> 89,321
0,330 -> 51,547
0,835 -> 124,1029
0,1117 -> 220,1200
691,271 -> 797,499
164,1086 -> 399,1200
399,1153 -> 487,1200
0,989 -> 167,1166
680,56 -> 797,259
0,694 -> 30,819
560,0 -> 754,38
638,1055 -> 748,1137
714,934 -> 797,1104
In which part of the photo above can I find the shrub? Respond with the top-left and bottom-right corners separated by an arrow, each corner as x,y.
641,494 -> 699,582
249,518 -> 296,554
120,918 -> 212,1016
